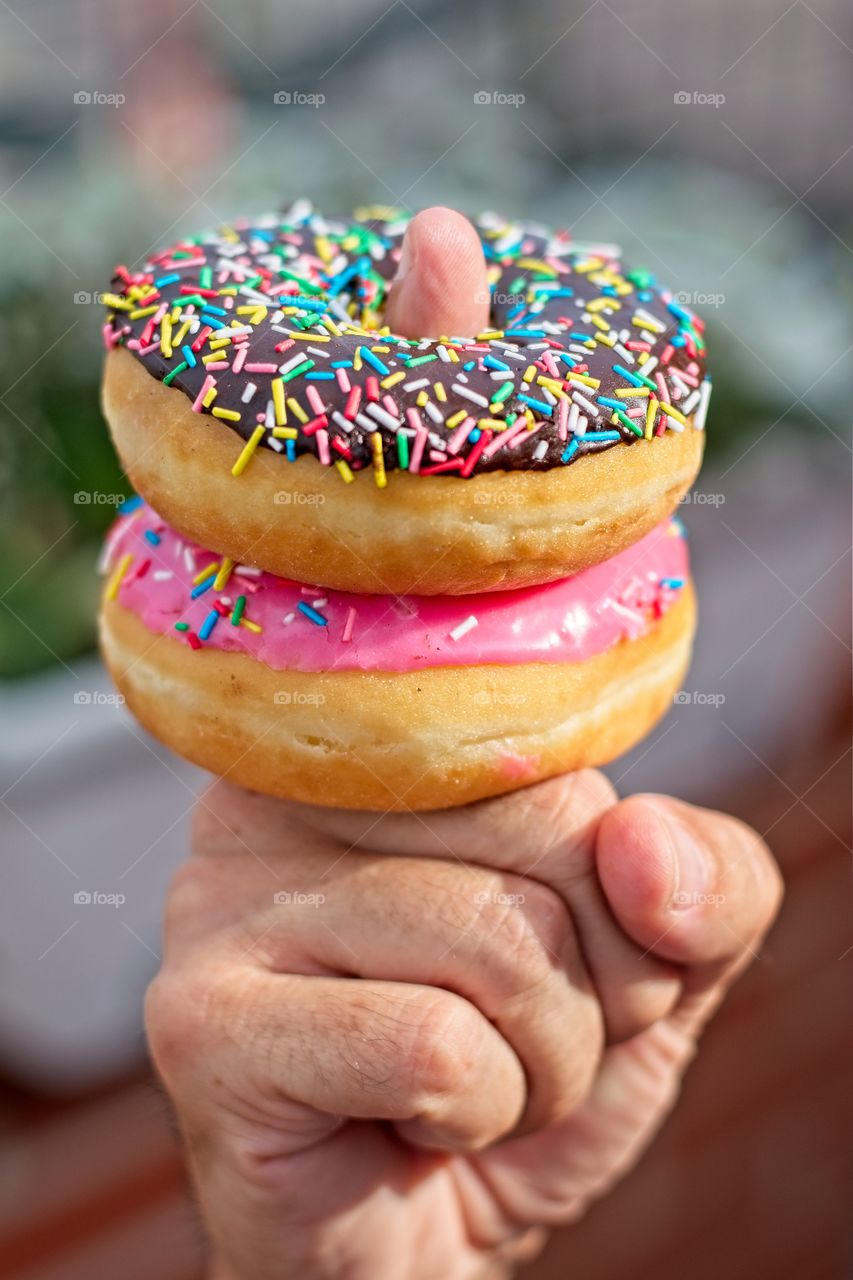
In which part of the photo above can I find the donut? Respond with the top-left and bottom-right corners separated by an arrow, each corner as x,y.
98,498 -> 695,811
101,205 -> 709,596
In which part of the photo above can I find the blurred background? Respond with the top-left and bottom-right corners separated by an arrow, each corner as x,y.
0,1 -> 850,1277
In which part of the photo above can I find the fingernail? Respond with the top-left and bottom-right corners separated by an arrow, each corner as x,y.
393,233 -> 414,282
660,810 -> 713,910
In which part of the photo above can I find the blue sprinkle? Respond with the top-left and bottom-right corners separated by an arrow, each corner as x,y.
584,430 -> 622,443
505,304 -> 527,322
291,296 -> 328,313
570,332 -> 594,343
660,577 -> 685,589
117,495 -> 143,516
285,439 -> 296,461
199,304 -> 227,316
331,360 -> 354,368
181,344 -> 197,368
484,355 -> 509,371
611,363 -> 643,386
462,360 -> 477,371
305,372 -> 335,380
143,529 -> 161,546
561,439 -> 579,463
672,335 -> 687,347
597,396 -> 628,410
358,346 -> 390,376
505,329 -> 546,338
154,273 -> 180,288
518,394 -> 554,415
191,574 -> 216,599
667,302 -> 693,323
200,315 -> 226,330
468,428 -> 482,443
298,601 -> 328,627
199,610 -> 219,641
558,352 -> 579,369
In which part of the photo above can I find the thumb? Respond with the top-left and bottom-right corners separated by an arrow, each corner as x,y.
385,206 -> 490,338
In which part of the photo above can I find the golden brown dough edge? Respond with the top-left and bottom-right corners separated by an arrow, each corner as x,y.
99,585 -> 696,811
103,348 -> 704,596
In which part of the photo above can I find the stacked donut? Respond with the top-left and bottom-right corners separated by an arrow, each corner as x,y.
98,204 -> 710,810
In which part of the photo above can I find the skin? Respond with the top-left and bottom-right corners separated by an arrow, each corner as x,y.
146,212 -> 783,1279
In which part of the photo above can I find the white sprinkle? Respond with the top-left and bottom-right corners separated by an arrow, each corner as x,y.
366,403 -> 401,432
452,384 -> 489,407
332,410 -> 354,433
681,388 -> 701,414
234,565 -> 262,578
423,400 -> 444,424
695,378 -> 712,431
307,345 -> 331,359
241,381 -> 257,403
450,615 -> 479,641
665,415 -> 685,433
279,351 -> 310,375
437,344 -> 452,362
403,378 -> 430,392
533,439 -> 549,461
152,570 -> 173,581
283,612 -> 295,624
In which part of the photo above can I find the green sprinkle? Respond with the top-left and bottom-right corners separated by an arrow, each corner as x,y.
281,359 -> 315,382
405,354 -> 438,367
174,621 -> 190,632
613,409 -> 644,437
397,433 -> 410,469
163,361 -> 189,385
490,381 -> 514,405
231,595 -> 246,626
199,266 -> 212,290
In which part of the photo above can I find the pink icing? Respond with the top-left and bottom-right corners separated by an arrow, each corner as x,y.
104,502 -> 689,673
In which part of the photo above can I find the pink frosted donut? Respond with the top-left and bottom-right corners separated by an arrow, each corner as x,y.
99,499 -> 695,810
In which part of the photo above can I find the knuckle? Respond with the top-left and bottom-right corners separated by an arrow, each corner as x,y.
479,876 -> 572,980
407,991 -> 483,1102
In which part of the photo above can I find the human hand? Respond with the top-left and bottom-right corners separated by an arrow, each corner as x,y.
146,771 -> 781,1280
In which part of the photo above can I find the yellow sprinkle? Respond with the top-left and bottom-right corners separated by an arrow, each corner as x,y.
595,332 -> 616,347
231,425 -> 265,477
160,315 -> 172,358
315,235 -> 334,263
129,305 -> 159,320
353,348 -> 363,371
645,396 -> 659,440
272,377 -> 286,426
371,432 -> 387,489
101,293 -> 133,311
286,330 -> 329,341
173,320 -> 192,347
372,345 -> 391,353
515,257 -> 556,275
588,314 -> 609,332
286,397 -> 308,424
522,365 -> 536,383
213,558 -> 234,591
381,371 -> 406,389
447,346 -> 459,363
335,458 -> 355,483
446,409 -> 467,429
202,386 -> 217,407
272,426 -> 298,439
566,372 -> 601,389
105,553 -> 132,601
616,386 -> 649,398
434,382 -> 447,402
193,560 -> 220,585
212,407 -> 241,422
587,297 -> 618,313
416,390 -> 429,408
240,618 -> 263,634
659,401 -> 687,424
476,331 -> 504,341
321,316 -> 342,337
477,418 -> 508,430
637,351 -> 649,365
632,316 -> 665,333
202,351 -> 226,364
209,337 -> 233,349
